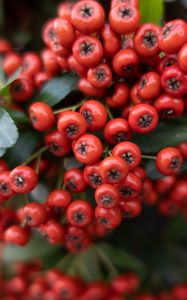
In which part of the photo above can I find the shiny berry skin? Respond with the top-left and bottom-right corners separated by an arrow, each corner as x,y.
52,18 -> 75,48
80,282 -> 110,300
57,56 -> 71,71
172,284 -> 187,300
130,83 -> 143,105
95,184 -> 120,208
112,273 -> 140,294
128,103 -> 158,134
87,63 -> 112,89
117,172 -> 142,201
83,162 -> 103,189
22,203 -> 47,227
41,220 -> 65,244
106,82 -> 129,108
41,49 -> 60,76
3,52 -> 22,76
100,156 -> 128,184
68,55 -> 87,77
67,200 -> 94,227
154,175 -> 176,194
104,118 -> 132,145
57,2 -> 74,21
178,43 -> 187,73
73,134 -> 103,165
4,225 -> 29,246
47,189 -> 72,209
134,23 -> 160,57
0,171 -> 15,198
29,102 -> 55,132
65,225 -> 89,249
54,276 -> 82,299
154,94 -> 184,118
109,3 -> 140,34
34,71 -> 51,89
64,168 -> 87,193
138,71 -> 161,101
156,147 -> 183,176
73,36 -> 103,68
178,141 -> 187,158
111,0 -> 139,8
9,165 -> 38,194
71,0 -> 105,34
158,54 -> 177,74
95,206 -> 122,229
101,24 -> 121,58
22,52 -> 42,77
10,75 -> 34,102
0,159 -> 9,172
112,48 -> 139,77
57,110 -> 87,140
161,66 -> 186,97
79,78 -> 105,97
80,100 -> 107,131
112,141 -> 141,171
119,199 -> 142,218
158,19 -> 187,54
45,130 -> 71,157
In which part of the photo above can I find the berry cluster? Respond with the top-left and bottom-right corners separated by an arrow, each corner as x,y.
1,260 -> 187,300
0,0 -> 187,253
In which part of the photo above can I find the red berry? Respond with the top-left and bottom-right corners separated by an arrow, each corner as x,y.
67,200 -> 94,227
29,102 -> 55,132
9,165 -> 38,193
119,199 -> 142,218
0,171 -> 15,198
95,184 -> 120,208
45,130 -> 71,157
73,134 -> 103,165
83,162 -> 103,189
10,75 -> 34,102
41,220 -> 65,244
117,172 -> 142,201
52,18 -> 75,48
156,147 -> 183,176
4,225 -> 30,246
104,118 -> 132,145
47,189 -> 72,209
100,156 -> 128,184
154,94 -> 184,118
57,110 -> 87,140
87,63 -> 112,89
138,71 -> 161,101
22,203 -> 47,227
95,206 -> 122,229
22,52 -> 42,76
112,273 -> 140,294
106,83 -> 129,108
178,43 -> 187,73
101,24 -> 121,58
161,66 -> 186,97
112,48 -> 139,77
64,168 -> 87,193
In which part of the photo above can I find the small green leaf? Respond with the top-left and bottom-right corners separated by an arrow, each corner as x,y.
132,118 -> 187,154
0,108 -> 19,148
4,130 -> 40,168
5,107 -> 29,124
0,147 -> 6,157
145,160 -> 163,180
29,182 -> 49,203
139,0 -> 163,25
34,74 -> 78,107
0,67 -> 22,94
100,243 -> 147,277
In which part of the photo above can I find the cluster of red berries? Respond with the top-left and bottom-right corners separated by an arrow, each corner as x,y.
0,0 -> 187,252
1,260 -> 187,300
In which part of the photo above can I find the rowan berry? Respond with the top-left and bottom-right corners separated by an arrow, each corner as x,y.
29,102 -> 55,132
95,184 -> 120,208
95,206 -> 122,229
100,156 -> 128,184
112,48 -> 139,77
83,162 -> 103,189
117,172 -> 142,201
4,225 -> 30,246
106,83 -> 129,108
41,220 -> 65,244
22,203 -> 47,227
161,66 -> 186,97
45,130 -> 71,157
10,75 -> 34,102
156,147 -> 183,176
3,52 -> 22,76
138,71 -> 161,101
9,166 -> 38,194
101,24 -> 121,58
154,94 -> 184,118
87,64 -> 112,89
64,168 -> 87,193
67,200 -> 94,227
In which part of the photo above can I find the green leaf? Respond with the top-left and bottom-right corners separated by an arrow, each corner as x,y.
145,160 -> 163,180
132,118 -> 187,154
3,234 -> 61,266
139,0 -> 163,25
0,67 -> 22,95
29,182 -> 49,203
34,74 -> 78,107
0,147 -> 6,157
0,108 -> 19,148
5,107 -> 29,124
100,243 -> 147,277
4,130 -> 40,168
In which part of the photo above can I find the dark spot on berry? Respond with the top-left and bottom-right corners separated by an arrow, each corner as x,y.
82,110 -> 92,125
166,78 -> 180,91
14,175 -> 25,187
12,82 -> 23,92
107,169 -> 121,181
143,31 -> 157,48
66,179 -> 77,191
120,187 -> 134,197
66,124 -> 79,138
123,64 -> 134,73
162,24 -> 174,37
113,132 -> 127,143
95,68 -> 106,82
0,182 -> 9,194
139,77 -> 147,89
100,195 -> 113,206
160,108 -> 174,118
138,114 -> 152,128
170,157 -> 180,170
164,58 -> 176,68
80,42 -> 94,56
122,152 -> 134,165
119,7 -> 133,18
73,212 -> 85,224
48,28 -> 56,41
77,141 -> 88,156
49,143 -> 60,153
25,215 -> 33,224
98,217 -> 109,225
80,4 -> 93,18
67,234 -> 80,242
89,173 -> 103,187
